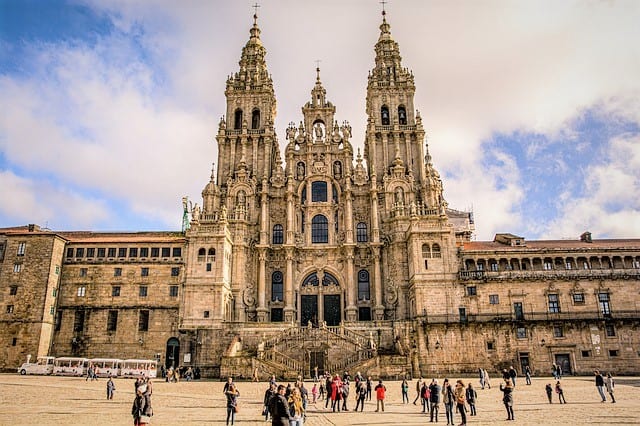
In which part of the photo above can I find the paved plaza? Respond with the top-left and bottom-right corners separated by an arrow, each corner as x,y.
0,374 -> 639,425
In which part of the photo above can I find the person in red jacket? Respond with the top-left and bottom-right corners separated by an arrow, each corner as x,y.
330,374 -> 343,412
374,379 -> 387,412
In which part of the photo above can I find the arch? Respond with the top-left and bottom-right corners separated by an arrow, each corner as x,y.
302,271 -> 340,287
432,243 -> 441,258
381,105 -> 390,125
251,108 -> 260,129
165,337 -> 180,369
422,244 -> 431,259
234,109 -> 243,130
197,248 -> 206,261
272,224 -> 284,245
356,222 -> 368,243
357,270 -> 370,301
271,271 -> 283,301
398,105 -> 407,125
311,215 -> 328,243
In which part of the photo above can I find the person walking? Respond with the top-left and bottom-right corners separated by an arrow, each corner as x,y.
509,366 -> 517,387
545,383 -> 553,403
555,381 -> 566,404
500,379 -> 515,421
466,383 -> 477,416
442,378 -> 455,426
595,371 -> 606,402
131,386 -> 149,426
525,365 -> 532,385
355,379 -> 367,411
225,383 -> 240,426
412,378 -> 422,404
374,379 -> 386,412
264,383 -> 277,421
479,368 -> 485,390
311,383 -> 318,403
429,379 -> 442,423
402,379 -> 410,404
366,376 -> 373,401
269,384 -> 291,426
483,369 -> 491,389
325,374 -> 333,409
106,376 -> 116,400
330,374 -> 343,412
454,380 -> 467,426
341,380 -> 350,411
605,373 -> 616,403
421,381 -> 431,413
288,387 -> 305,426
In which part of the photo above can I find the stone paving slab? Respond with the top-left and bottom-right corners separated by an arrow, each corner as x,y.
0,374 -> 639,425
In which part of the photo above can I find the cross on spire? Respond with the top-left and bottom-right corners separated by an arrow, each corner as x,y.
315,60 -> 321,81
252,3 -> 260,23
380,0 -> 388,15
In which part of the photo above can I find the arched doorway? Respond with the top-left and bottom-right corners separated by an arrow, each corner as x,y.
299,271 -> 342,326
165,337 -> 180,369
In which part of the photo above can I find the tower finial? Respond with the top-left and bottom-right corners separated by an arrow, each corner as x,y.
252,3 -> 260,24
380,0 -> 388,17
315,59 -> 321,81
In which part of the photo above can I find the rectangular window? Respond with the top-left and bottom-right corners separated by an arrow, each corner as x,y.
553,325 -> 564,338
6,305 -> 14,314
172,247 -> 182,257
13,263 -> 22,273
605,323 -> 616,337
9,286 -> 18,296
97,248 -> 106,258
311,181 -> 328,202
141,267 -> 149,277
516,327 -> 527,339
169,286 -> 179,297
114,268 -> 122,277
112,286 -> 121,297
151,247 -> 160,257
424,259 -> 428,270
138,310 -> 149,331
76,248 -> 84,257
86,248 -> 95,258
476,263 -> 484,271
12,337 -> 17,346
79,268 -> 87,277
140,247 -> 149,257
118,248 -> 127,257
466,286 -> 477,296
107,248 -> 116,257
490,263 -> 498,271
487,341 -> 495,351
609,349 -> 619,357
73,310 -> 85,332
565,262 -> 572,270
77,286 -> 86,297
599,293 -> 611,315
52,288 -> 57,297
581,350 -> 591,357
129,248 -> 138,257
489,294 -> 499,305
17,242 -> 26,256
548,294 -> 560,313
206,263 -> 212,272
171,267 -> 180,277
49,305 -> 54,315
459,307 -> 468,323
66,248 -> 74,258
203,310 -> 210,318
514,302 -> 524,320
543,261 -> 552,270
55,265 -> 60,274
573,293 -> 585,304
161,247 -> 171,257
139,286 -> 148,297
107,310 -> 118,332
633,260 -> 640,269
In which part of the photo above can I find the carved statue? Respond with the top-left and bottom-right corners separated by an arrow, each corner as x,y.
191,203 -> 201,221
314,122 -> 324,139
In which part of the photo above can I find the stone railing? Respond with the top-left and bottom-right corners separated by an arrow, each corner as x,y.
326,349 -> 376,374
420,309 -> 640,325
459,269 -> 640,281
258,348 -> 302,371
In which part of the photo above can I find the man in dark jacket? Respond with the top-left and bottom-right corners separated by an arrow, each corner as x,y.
429,379 -> 442,423
269,384 -> 291,426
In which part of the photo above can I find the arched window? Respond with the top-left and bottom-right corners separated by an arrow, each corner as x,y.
302,271 -> 339,287
311,181 -> 328,202
358,270 -> 370,301
234,109 -> 243,129
381,105 -> 390,125
272,224 -> 283,245
356,222 -> 368,243
311,215 -> 328,243
197,248 -> 206,262
271,271 -> 283,301
432,243 -> 441,258
207,248 -> 216,261
398,106 -> 407,125
422,243 -> 430,269
251,109 -> 260,129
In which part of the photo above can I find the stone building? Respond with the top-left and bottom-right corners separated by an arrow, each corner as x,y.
1,12 -> 639,377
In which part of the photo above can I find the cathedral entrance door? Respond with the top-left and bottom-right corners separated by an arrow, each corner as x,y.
301,295 -> 318,327
323,294 -> 341,326
309,351 -> 325,378
165,337 -> 180,369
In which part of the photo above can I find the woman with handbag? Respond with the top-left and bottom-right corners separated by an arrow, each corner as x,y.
225,383 -> 240,426
131,385 -> 150,425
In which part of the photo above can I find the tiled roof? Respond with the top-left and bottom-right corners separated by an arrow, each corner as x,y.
461,239 -> 640,252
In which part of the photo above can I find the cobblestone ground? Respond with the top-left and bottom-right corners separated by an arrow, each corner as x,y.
0,374 -> 639,425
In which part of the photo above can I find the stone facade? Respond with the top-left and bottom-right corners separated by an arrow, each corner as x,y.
1,13 -> 639,377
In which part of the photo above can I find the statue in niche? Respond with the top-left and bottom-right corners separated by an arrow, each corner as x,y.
314,122 -> 324,140
333,161 -> 342,179
236,190 -> 246,205
191,203 -> 201,221
297,162 -> 305,180
395,187 -> 404,205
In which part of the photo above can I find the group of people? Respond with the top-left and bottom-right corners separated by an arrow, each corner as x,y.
131,375 -> 153,426
262,375 -> 307,425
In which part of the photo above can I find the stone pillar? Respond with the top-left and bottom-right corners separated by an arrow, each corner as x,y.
284,248 -> 295,322
345,249 -> 357,321
373,246 -> 384,320
256,249 -> 268,322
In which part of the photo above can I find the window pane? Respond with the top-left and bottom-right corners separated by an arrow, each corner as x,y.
356,223 -> 368,243
273,224 -> 284,244
311,181 -> 328,202
311,215 -> 328,243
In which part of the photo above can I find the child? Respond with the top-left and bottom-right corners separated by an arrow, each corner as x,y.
311,383 -> 318,403
545,383 -> 553,403
106,376 -> 116,400
555,381 -> 566,404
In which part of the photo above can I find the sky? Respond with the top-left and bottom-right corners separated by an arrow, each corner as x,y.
1,0 -> 639,241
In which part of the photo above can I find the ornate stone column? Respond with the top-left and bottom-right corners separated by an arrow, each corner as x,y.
284,248 -> 295,322
345,248 -> 357,321
256,249 -> 268,322
372,246 -> 384,320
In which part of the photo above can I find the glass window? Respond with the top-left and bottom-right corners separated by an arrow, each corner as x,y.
206,263 -> 212,272
77,286 -> 86,297
173,247 -> 182,257
357,270 -> 370,301
107,310 -> 118,332
140,247 -> 148,257
9,286 -> 18,296
162,247 -> 171,257
208,248 -> 216,261
432,244 -> 441,258
114,268 -> 122,277
97,248 -> 106,257
198,248 -> 206,261
13,263 -> 21,273
112,286 -> 120,297
311,215 -> 329,243
356,223 -> 368,242
490,262 -> 498,271
203,310 -> 210,318
311,181 -> 328,202
169,286 -> 179,297
76,248 -> 84,258
171,267 -> 180,277
489,294 -> 499,304
422,244 -> 430,259
139,286 -> 148,297
605,323 -> 616,337
86,248 -> 95,257
73,310 -> 85,332
272,224 -> 284,244
6,305 -> 14,314
107,248 -> 116,257
129,248 -> 138,257
66,248 -> 74,258
516,327 -> 527,338
598,293 -> 611,315
572,293 -> 585,304
543,261 -> 553,270
79,268 -> 87,277
271,271 -> 283,302
141,267 -> 149,277
151,247 -> 160,257
548,294 -> 560,313
138,310 -> 149,331
467,286 -> 477,296
118,248 -> 126,257
553,325 -> 564,338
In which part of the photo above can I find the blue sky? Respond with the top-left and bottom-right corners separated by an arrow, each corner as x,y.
1,0 -> 639,240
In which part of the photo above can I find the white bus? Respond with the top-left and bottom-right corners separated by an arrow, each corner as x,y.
53,357 -> 88,376
120,359 -> 158,378
18,356 -> 56,375
90,358 -> 122,378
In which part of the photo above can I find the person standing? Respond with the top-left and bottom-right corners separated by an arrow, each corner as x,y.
454,380 -> 467,426
313,366 -> 319,382
288,387 -> 304,426
605,373 -> 616,403
106,376 -> 116,400
355,380 -> 367,411
525,365 -> 532,385
552,364 -> 558,380
225,383 -> 240,426
509,366 -> 518,387
555,381 -> 566,404
311,383 -> 318,403
466,382 -> 477,416
479,368 -> 485,390
264,383 -> 277,421
131,386 -> 149,426
500,379 -> 515,421
341,380 -> 350,411
374,379 -> 386,412
545,383 -> 553,403
330,374 -> 343,412
402,379 -> 410,404
223,376 -> 234,393
366,376 -> 373,401
429,379 -> 442,423
325,374 -> 333,409
595,371 -> 606,402
442,379 -> 455,426
421,380 -> 430,413
269,384 -> 291,426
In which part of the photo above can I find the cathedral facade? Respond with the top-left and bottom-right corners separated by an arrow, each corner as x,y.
1,13 -> 639,378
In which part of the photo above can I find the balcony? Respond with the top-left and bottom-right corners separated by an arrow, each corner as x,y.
420,309 -> 639,325
458,268 -> 640,281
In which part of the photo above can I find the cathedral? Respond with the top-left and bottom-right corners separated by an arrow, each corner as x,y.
1,12 -> 639,378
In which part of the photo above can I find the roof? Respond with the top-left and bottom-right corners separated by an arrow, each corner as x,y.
461,239 -> 640,253
0,225 -> 185,243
